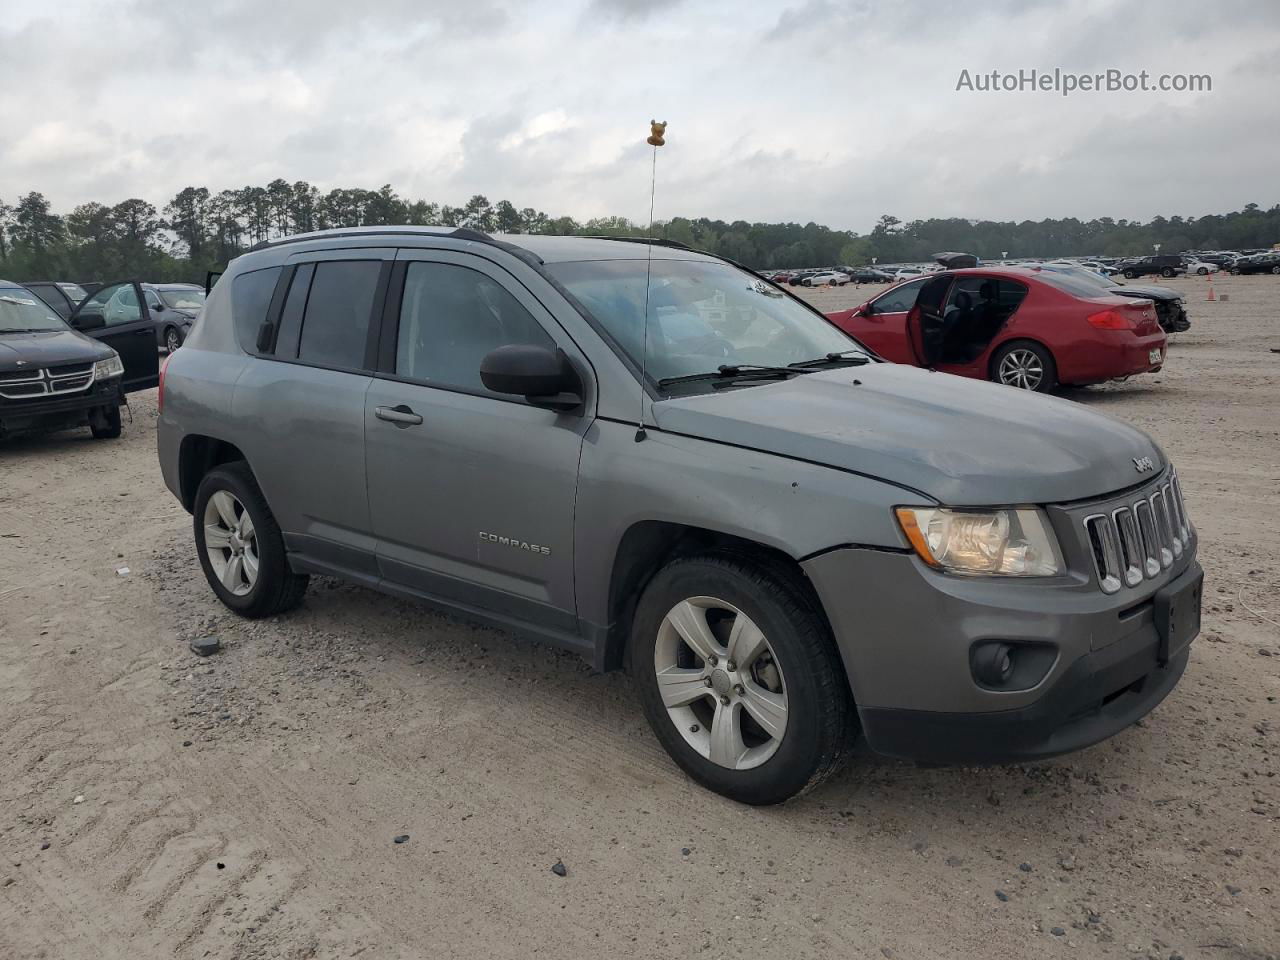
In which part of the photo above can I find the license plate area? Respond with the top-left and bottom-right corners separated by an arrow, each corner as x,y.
1154,567 -> 1202,663
1148,348 -> 1163,365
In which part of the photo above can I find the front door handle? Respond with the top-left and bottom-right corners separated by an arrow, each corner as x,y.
135,328 -> 153,336
375,404 -> 423,427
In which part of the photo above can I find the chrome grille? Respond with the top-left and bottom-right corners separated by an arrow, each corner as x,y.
0,363 -> 96,400
1085,471 -> 1192,594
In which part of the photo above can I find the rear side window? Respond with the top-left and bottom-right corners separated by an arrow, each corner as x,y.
232,266 -> 283,354
395,262 -> 554,395
296,261 -> 381,369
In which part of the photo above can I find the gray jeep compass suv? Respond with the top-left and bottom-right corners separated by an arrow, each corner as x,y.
157,227 -> 1202,804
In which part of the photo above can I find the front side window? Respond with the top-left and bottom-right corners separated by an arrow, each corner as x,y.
872,277 -> 927,313
547,258 -> 861,385
0,286 -> 67,332
296,260 -> 381,369
396,262 -> 554,394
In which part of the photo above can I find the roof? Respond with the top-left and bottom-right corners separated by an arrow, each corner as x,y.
246,225 -> 719,265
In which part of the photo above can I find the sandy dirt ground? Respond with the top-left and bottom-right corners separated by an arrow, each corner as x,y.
1,274 -> 1277,960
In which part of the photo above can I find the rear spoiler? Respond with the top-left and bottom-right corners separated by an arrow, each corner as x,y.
205,270 -> 223,296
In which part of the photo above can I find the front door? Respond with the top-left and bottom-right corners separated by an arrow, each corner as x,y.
364,250 -> 591,641
68,280 -> 160,392
846,277 -> 927,363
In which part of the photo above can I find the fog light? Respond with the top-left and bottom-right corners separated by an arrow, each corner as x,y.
972,642 -> 1015,686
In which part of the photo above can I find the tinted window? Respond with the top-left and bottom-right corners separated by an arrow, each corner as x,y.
872,277 -> 927,312
232,266 -> 283,353
26,283 -> 71,318
273,264 -> 314,359
296,261 -> 381,369
396,262 -> 554,394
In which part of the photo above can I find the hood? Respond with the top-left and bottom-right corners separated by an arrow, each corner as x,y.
1109,283 -> 1180,302
0,328 -> 112,373
653,363 -> 1164,505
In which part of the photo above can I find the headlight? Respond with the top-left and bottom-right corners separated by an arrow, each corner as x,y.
94,354 -> 124,380
894,506 -> 1064,577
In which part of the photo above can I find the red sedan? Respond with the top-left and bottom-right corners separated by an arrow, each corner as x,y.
824,266 -> 1168,392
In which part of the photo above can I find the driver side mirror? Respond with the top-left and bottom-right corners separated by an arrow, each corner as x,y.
480,344 -> 583,413
151,303 -> 164,313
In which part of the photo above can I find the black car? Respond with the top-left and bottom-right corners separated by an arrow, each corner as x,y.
60,281 -> 164,392
1115,255 -> 1185,279
1036,265 -> 1190,333
1231,252 -> 1280,275
844,266 -> 895,283
0,282 -> 133,439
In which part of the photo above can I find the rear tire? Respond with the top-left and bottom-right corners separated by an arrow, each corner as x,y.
1272,265 -> 1280,275
632,553 -> 854,805
89,404 -> 121,439
1160,267 -> 1175,278
992,340 -> 1057,392
193,462 -> 309,618
1123,269 -> 1137,279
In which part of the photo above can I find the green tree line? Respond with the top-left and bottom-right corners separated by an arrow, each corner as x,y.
0,182 -> 1276,283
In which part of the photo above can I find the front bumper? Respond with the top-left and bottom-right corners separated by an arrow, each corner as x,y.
803,539 -> 1200,765
0,379 -> 123,436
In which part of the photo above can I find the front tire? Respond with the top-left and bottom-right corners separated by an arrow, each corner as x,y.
164,325 -> 183,353
89,404 -> 121,439
632,553 -> 854,805
1196,267 -> 1208,275
1123,269 -> 1137,279
193,462 -> 309,618
1160,267 -> 1175,278
992,340 -> 1057,392
1272,265 -> 1280,275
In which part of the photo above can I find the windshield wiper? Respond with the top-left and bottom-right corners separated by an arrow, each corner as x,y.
657,363 -> 808,389
788,350 -> 874,369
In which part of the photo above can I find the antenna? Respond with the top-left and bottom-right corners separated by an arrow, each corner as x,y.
635,119 -> 666,443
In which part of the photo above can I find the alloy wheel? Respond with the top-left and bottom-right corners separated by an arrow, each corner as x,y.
202,490 -> 258,596
653,596 -> 788,770
997,349 -> 1045,390
166,328 -> 181,352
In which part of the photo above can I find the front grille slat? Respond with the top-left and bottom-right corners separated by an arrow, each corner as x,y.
0,364 -> 97,400
1081,468 -> 1192,594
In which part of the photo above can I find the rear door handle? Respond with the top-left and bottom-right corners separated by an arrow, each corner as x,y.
375,404 -> 423,427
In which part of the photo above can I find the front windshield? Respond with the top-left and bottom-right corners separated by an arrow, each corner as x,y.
160,288 -> 205,310
0,287 -> 68,333
547,258 -> 864,387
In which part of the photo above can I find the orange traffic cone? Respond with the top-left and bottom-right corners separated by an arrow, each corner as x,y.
1205,279 -> 1216,301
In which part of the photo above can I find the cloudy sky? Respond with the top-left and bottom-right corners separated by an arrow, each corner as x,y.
2,0 -> 1277,232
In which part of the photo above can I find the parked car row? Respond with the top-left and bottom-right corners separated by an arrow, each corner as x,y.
22,278 -> 205,352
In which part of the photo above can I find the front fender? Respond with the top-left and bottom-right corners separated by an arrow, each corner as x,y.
573,418 -> 918,632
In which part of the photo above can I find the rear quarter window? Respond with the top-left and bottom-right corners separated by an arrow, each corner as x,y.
231,266 -> 284,354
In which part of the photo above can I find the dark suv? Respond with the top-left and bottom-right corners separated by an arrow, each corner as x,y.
157,227 -> 1201,804
0,281 -> 127,439
1116,255 -> 1185,279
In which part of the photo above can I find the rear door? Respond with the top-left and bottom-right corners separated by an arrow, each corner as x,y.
233,251 -> 391,575
849,277 -> 927,363
68,280 -> 160,392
